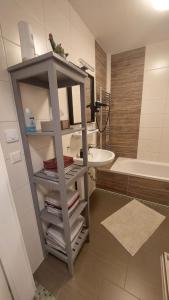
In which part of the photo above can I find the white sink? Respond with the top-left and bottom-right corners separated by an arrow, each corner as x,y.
74,148 -> 115,167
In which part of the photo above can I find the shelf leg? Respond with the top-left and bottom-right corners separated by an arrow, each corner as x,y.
80,83 -> 90,240
47,60 -> 74,275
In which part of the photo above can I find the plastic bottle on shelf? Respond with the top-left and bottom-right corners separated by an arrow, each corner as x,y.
18,21 -> 36,61
24,108 -> 36,132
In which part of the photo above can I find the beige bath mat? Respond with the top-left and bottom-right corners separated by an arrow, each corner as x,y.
101,199 -> 165,256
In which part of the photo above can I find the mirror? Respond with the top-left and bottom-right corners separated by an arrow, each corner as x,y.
67,73 -> 95,125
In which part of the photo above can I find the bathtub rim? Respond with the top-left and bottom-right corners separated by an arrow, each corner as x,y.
109,157 -> 169,183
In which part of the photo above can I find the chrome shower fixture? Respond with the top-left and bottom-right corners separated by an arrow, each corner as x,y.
86,100 -> 109,113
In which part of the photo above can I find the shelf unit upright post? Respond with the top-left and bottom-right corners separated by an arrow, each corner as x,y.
8,52 -> 90,275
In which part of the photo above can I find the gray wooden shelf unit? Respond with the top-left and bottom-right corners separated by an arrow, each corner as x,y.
8,51 -> 90,275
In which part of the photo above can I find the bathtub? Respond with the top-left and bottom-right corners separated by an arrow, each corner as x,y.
111,157 -> 169,183
97,157 -> 169,206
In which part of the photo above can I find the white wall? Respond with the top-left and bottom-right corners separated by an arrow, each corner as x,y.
0,142 -> 35,300
138,40 -> 169,163
0,263 -> 12,300
0,0 -> 95,272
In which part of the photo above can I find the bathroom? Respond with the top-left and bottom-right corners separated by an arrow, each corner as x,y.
1,0 -> 169,299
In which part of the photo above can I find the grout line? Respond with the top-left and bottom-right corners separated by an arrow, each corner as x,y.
124,261 -> 129,288
138,198 -> 169,210
102,277 -> 140,300
2,36 -> 20,48
96,187 -> 132,201
96,187 -> 169,209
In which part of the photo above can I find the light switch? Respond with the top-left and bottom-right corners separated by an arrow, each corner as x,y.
10,151 -> 22,164
4,129 -> 19,143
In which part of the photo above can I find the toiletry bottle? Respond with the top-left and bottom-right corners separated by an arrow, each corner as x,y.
18,21 -> 35,61
24,108 -> 36,132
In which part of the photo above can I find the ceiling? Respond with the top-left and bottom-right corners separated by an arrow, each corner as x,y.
69,0 -> 169,54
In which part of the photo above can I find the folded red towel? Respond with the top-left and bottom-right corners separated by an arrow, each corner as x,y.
44,156 -> 74,170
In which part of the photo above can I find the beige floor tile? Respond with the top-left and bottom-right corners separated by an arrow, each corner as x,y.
98,279 -> 139,300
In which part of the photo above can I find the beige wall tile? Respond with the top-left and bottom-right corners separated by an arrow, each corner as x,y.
158,152 -> 169,163
138,40 -> 169,163
139,113 -> 163,128
13,184 -> 44,272
162,114 -> 169,127
138,138 -> 160,154
0,36 -> 8,81
142,68 -> 169,100
0,0 -> 22,44
20,83 -> 50,126
15,0 -> 44,24
139,127 -> 162,141
44,5 -> 70,50
145,40 -> 169,70
28,136 -> 53,151
4,39 -> 21,67
0,0 -> 40,47
5,158 -> 29,191
141,99 -> 165,114
164,98 -> 169,114
70,24 -> 95,67
30,143 -> 54,173
0,81 -> 17,121
137,150 -> 158,161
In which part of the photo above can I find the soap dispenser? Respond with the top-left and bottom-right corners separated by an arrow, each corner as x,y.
24,108 -> 36,132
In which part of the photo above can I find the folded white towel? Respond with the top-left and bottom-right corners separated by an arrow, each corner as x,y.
46,215 -> 84,248
46,189 -> 80,209
46,226 -> 84,254
46,196 -> 80,217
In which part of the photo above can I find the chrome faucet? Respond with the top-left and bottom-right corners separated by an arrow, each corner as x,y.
88,144 -> 96,150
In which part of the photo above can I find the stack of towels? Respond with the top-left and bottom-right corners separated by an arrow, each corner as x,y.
46,215 -> 85,254
44,189 -> 80,217
42,156 -> 74,178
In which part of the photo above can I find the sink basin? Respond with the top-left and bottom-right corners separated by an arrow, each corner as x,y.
74,148 -> 115,167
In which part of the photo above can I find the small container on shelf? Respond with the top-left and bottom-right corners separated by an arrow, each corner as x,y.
41,120 -> 70,132
24,108 -> 36,132
41,121 -> 53,132
60,120 -> 70,130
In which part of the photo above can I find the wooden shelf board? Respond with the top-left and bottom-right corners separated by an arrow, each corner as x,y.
26,127 -> 85,137
33,165 -> 87,190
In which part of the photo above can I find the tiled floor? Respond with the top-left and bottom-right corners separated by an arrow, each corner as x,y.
34,188 -> 169,300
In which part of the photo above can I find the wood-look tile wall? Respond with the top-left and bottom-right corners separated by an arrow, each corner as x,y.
95,41 -> 107,98
96,170 -> 169,206
110,47 -> 145,158
95,41 -> 107,148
